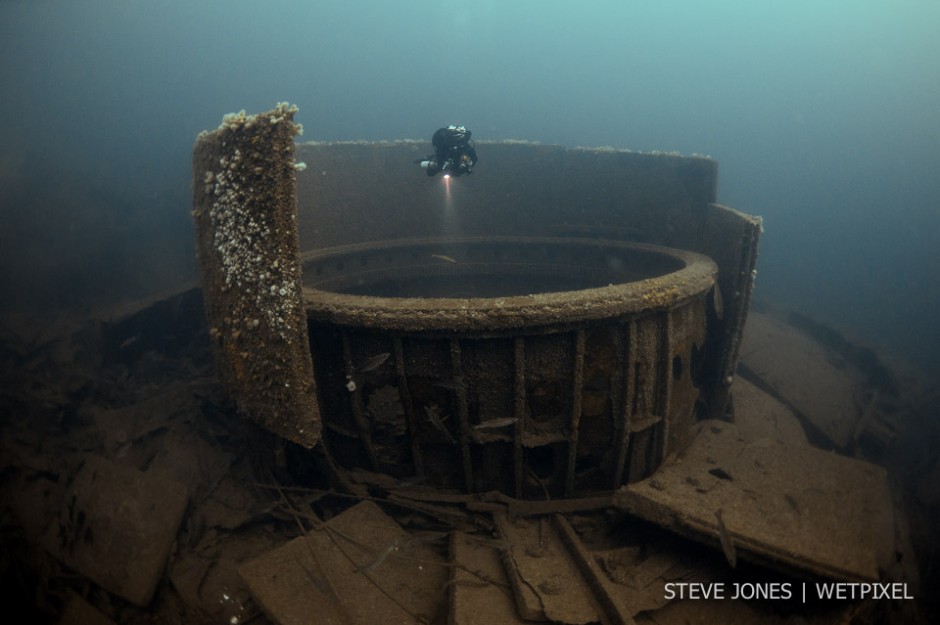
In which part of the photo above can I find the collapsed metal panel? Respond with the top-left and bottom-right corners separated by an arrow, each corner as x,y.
302,237 -> 716,497
191,104 -> 320,447
698,203 -> 762,420
615,420 -> 892,582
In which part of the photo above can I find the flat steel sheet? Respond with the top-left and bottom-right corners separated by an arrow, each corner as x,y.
615,421 -> 891,582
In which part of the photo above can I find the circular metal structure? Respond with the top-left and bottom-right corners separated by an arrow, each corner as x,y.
302,237 -> 718,498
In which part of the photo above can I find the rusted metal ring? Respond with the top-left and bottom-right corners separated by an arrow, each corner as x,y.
302,236 -> 717,332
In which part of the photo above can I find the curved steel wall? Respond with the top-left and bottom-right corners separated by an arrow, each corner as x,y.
302,237 -> 717,497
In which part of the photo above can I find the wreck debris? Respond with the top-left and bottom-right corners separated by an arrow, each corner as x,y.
494,513 -> 604,624
553,514 -> 636,625
786,311 -> 898,396
41,454 -> 189,607
614,421 -> 893,582
729,376 -> 809,447
359,351 -> 391,373
0,294 -> 932,623
239,500 -> 447,625
591,537 -> 720,617
450,531 -> 527,625
425,403 -> 457,444
192,103 -> 320,447
643,597 -> 860,625
713,509 -> 737,568
473,417 -> 519,430
738,312 -> 861,449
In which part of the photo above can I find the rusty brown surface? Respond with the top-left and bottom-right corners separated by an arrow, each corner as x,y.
239,500 -> 447,625
302,237 -> 716,498
615,420 -> 893,582
699,203 -> 763,421
191,104 -> 320,447
450,531 -> 528,625
193,135 -> 759,463
301,237 -> 716,331
294,140 -> 758,440
553,514 -> 637,625
494,513 -> 604,623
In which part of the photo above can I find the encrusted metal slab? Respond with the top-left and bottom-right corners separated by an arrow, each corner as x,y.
192,103 -> 320,447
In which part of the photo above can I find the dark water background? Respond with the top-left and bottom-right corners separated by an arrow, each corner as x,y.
1,0 -> 937,373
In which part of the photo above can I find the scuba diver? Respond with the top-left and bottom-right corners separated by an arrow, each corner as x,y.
417,125 -> 478,177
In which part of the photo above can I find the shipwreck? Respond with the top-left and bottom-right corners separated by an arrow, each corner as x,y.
183,104 -> 917,624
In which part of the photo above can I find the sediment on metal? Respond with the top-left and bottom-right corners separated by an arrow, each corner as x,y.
191,104 -> 320,447
305,237 -> 715,497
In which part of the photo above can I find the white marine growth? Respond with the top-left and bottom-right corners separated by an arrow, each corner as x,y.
203,103 -> 303,339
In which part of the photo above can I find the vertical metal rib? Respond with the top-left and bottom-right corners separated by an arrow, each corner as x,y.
393,336 -> 424,478
612,320 -> 636,488
341,331 -> 379,471
565,329 -> 586,497
449,338 -> 473,492
654,310 -> 673,471
513,336 -> 526,498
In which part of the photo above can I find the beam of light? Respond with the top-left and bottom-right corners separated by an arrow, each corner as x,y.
442,172 -> 455,233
